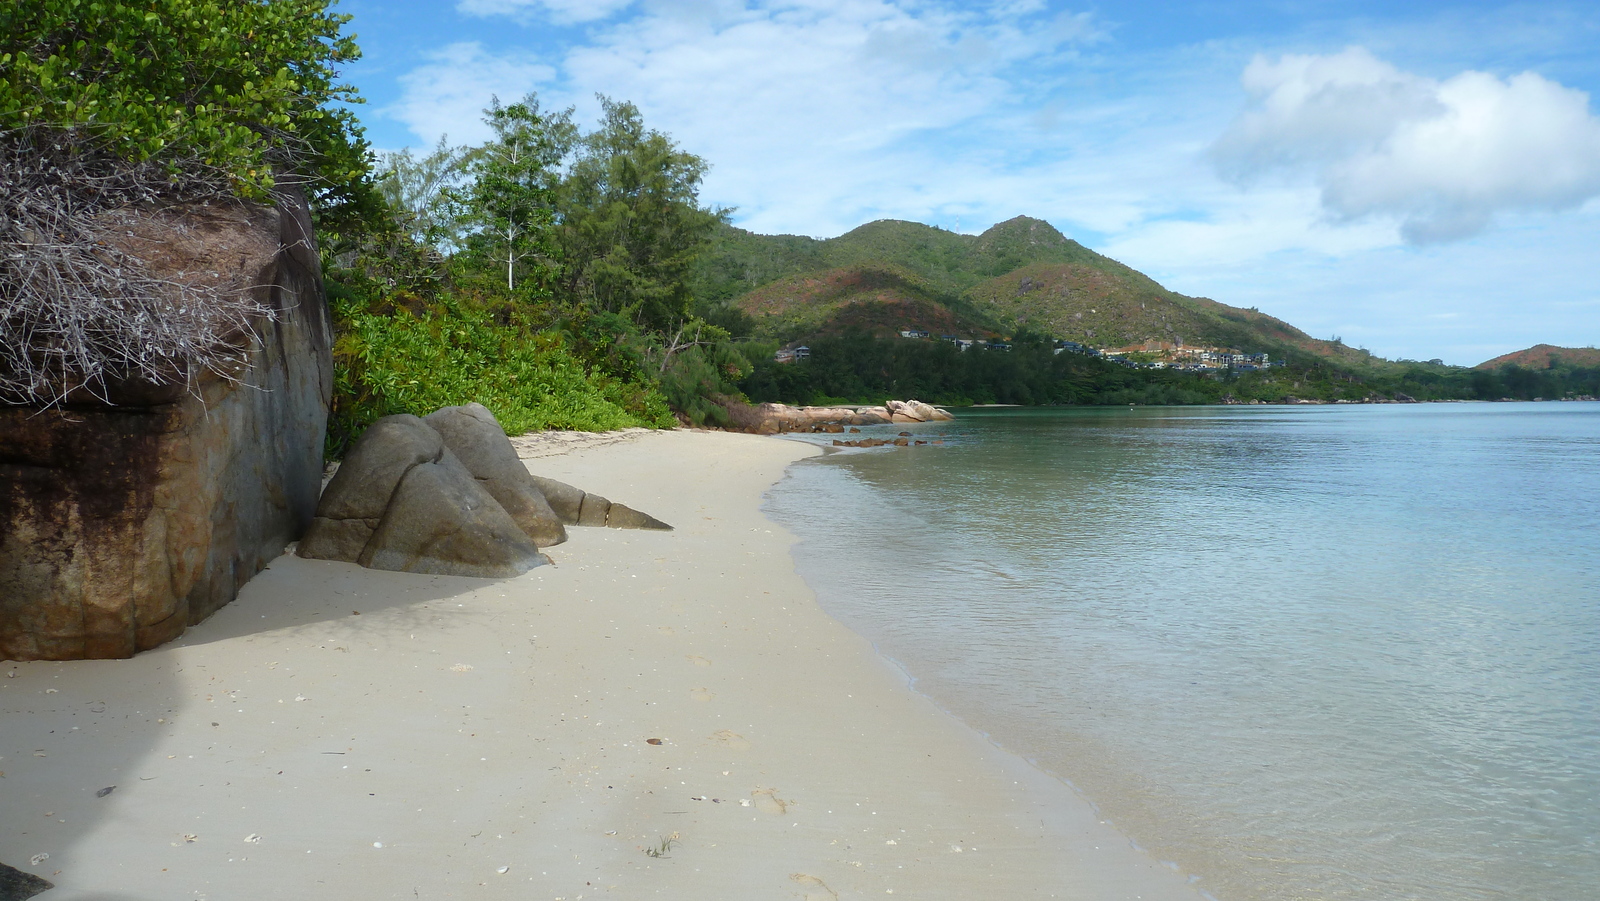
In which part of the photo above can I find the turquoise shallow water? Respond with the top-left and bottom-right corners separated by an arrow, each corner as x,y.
765,403 -> 1600,901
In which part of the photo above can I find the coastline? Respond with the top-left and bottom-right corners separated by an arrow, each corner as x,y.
1,429 -> 1202,900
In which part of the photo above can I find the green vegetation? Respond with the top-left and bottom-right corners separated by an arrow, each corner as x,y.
8,3 -> 1586,428
326,284 -> 673,456
0,0 -> 373,404
1,0 -> 366,206
741,333 -> 1600,408
326,92 -> 745,449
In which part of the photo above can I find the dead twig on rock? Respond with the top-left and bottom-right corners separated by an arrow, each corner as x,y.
0,126 -> 277,406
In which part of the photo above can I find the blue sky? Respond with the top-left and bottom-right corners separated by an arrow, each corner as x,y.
336,0 -> 1600,365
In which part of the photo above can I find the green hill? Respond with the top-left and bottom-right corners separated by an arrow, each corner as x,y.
1476,345 -> 1600,370
694,216 -> 1386,371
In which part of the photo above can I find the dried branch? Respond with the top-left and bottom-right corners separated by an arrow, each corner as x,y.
0,126 -> 277,406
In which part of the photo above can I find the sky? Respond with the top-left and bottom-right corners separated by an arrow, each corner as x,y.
336,0 -> 1600,366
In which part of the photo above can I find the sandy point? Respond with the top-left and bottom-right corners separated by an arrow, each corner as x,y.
1,429 -> 1204,900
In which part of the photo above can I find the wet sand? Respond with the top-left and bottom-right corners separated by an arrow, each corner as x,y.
0,429 -> 1203,900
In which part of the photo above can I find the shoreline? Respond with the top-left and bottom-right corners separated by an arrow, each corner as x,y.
1,429 -> 1203,900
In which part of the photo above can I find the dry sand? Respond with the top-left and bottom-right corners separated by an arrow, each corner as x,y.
1,429 -> 1204,900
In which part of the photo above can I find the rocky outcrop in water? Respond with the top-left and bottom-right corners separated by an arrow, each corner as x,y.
723,399 -> 954,434
0,191 -> 332,661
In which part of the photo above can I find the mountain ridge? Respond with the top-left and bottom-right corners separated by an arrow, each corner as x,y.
695,216 -> 1390,372
1475,344 -> 1600,370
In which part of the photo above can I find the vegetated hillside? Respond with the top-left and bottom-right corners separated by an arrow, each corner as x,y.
696,215 -> 1381,370
735,264 -> 997,342
1476,344 -> 1600,370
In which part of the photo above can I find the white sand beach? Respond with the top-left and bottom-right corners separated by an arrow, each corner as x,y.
1,429 -> 1204,900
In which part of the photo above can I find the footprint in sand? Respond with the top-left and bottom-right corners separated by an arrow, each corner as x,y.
751,787 -> 790,815
658,626 -> 676,636
790,873 -> 837,901
686,654 -> 712,667
710,729 -> 749,750
691,687 -> 715,702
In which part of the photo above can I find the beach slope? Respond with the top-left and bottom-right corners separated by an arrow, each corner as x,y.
1,429 -> 1202,900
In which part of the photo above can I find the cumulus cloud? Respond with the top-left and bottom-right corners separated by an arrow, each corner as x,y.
387,42 -> 556,145
456,0 -> 636,25
393,1 -> 1107,234
1212,47 -> 1600,243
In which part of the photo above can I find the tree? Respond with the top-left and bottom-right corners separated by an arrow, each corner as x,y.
0,0 -> 371,405
455,94 -> 572,294
556,97 -> 723,331
0,0 -> 366,205
375,136 -> 470,250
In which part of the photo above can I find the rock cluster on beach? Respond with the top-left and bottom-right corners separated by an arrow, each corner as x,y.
297,403 -> 670,578
729,398 -> 954,434
0,191 -> 331,661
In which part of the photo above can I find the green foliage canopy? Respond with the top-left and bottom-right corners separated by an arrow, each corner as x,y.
0,0 -> 366,205
557,97 -> 724,332
326,282 -> 674,455
454,95 -> 573,293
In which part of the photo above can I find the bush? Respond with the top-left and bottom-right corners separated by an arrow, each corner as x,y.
327,286 -> 674,456
0,0 -> 365,202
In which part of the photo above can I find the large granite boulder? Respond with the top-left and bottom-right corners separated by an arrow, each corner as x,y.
424,404 -> 566,547
299,413 -> 548,577
299,407 -> 668,577
296,415 -> 447,562
0,191 -> 332,661
358,447 -> 546,578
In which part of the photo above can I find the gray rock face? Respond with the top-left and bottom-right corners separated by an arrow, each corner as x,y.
0,860 -> 53,901
527,474 -> 586,524
424,404 -> 566,547
298,406 -> 669,578
0,190 -> 332,661
531,474 -> 672,531
358,448 -> 546,578
296,415 -> 443,563
299,414 -> 549,578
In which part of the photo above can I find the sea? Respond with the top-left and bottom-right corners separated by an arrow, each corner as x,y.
763,403 -> 1600,901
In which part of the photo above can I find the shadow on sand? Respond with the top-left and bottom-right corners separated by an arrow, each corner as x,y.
0,552 -> 517,898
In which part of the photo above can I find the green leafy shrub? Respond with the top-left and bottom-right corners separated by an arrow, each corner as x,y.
327,284 -> 674,456
0,0 -> 365,203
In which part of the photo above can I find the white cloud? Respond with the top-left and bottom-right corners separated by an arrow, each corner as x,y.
387,42 -> 556,145
392,1 -> 1109,236
456,0 -> 636,25
1212,47 -> 1600,244
554,1 -> 1105,230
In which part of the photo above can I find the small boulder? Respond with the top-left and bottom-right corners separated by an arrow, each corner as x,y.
530,474 -> 671,532
299,408 -> 671,578
527,474 -> 586,524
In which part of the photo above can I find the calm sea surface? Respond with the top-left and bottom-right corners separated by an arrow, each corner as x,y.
764,403 -> 1600,901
